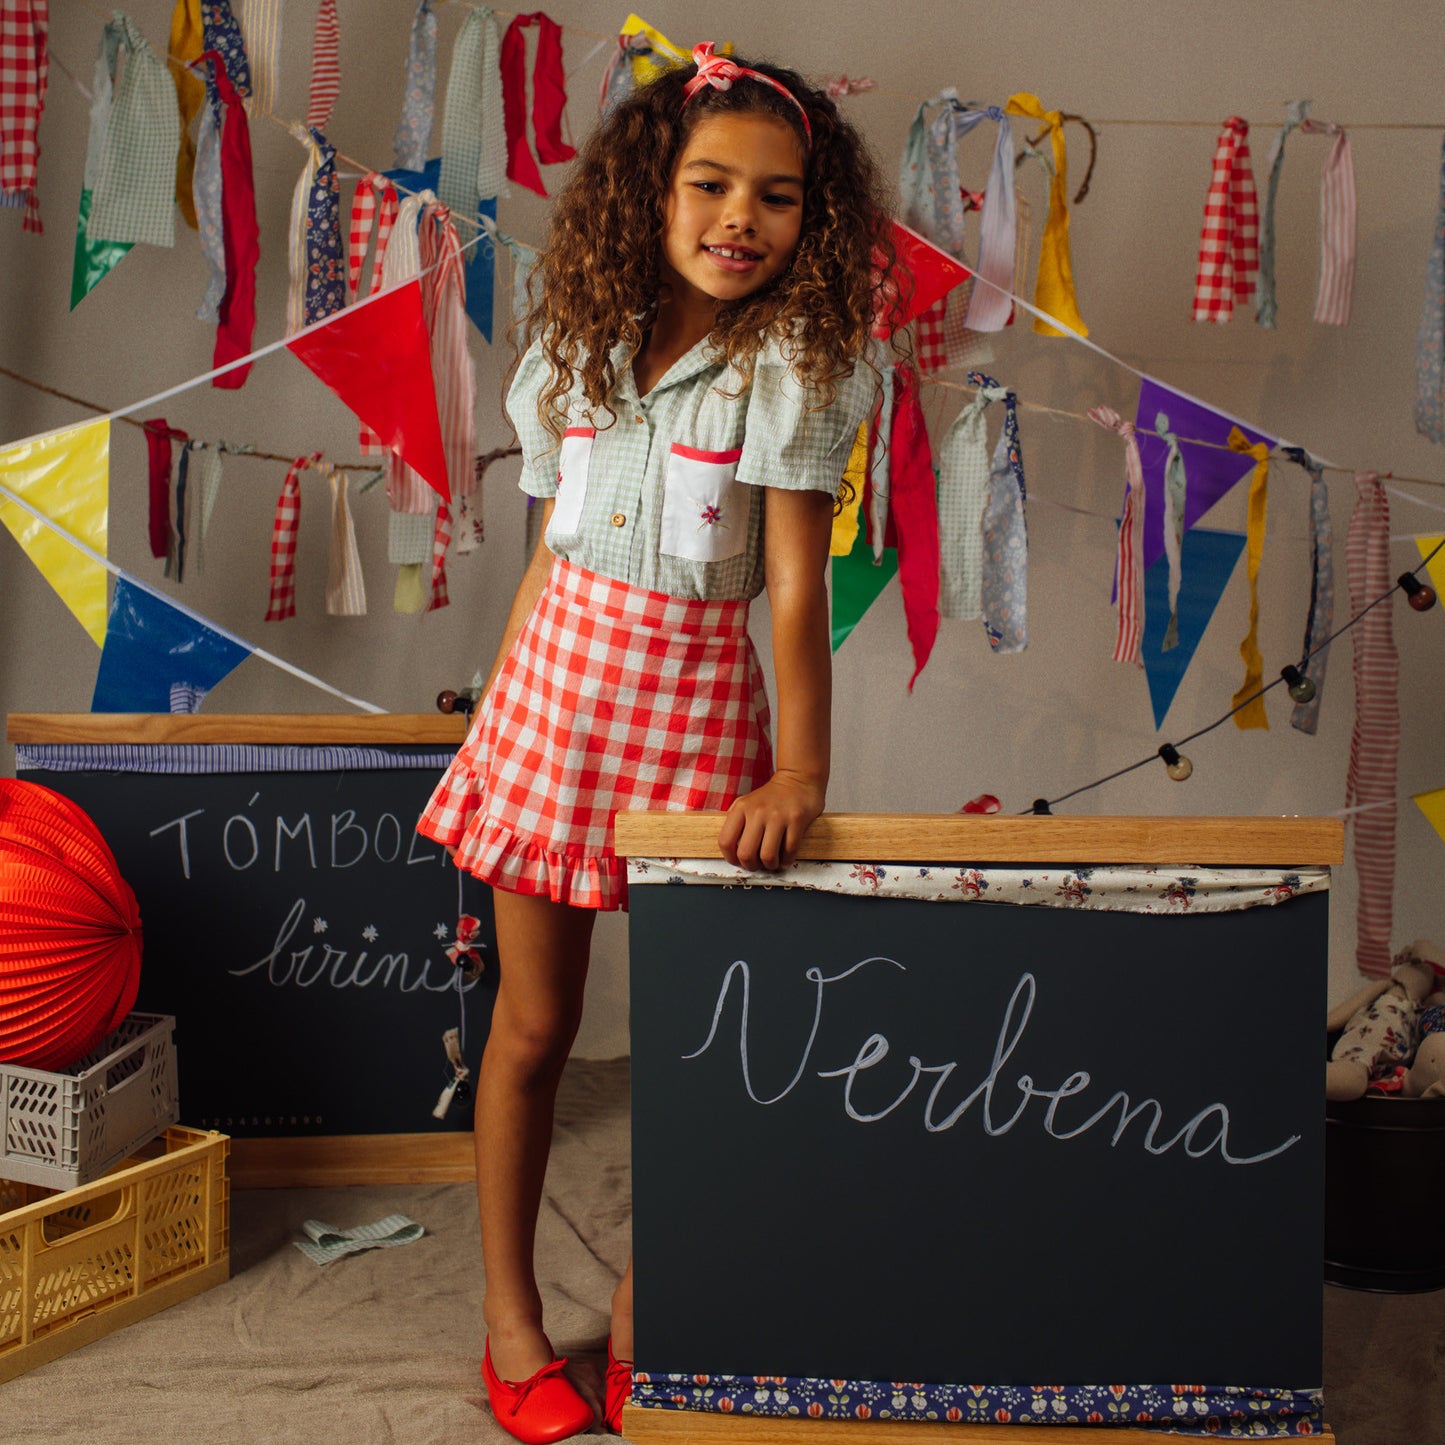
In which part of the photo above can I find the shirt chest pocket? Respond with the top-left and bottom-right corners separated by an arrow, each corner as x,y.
547,427 -> 594,538
659,444 -> 747,564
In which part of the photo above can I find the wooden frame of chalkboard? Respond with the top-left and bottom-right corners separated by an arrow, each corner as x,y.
614,810 -> 1342,1445
7,714 -> 480,1188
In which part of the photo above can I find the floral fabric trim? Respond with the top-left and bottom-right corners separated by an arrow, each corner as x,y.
15,744 -> 455,775
627,859 -> 1328,915
630,1374 -> 1326,1437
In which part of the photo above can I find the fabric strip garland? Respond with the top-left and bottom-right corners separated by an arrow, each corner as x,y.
1154,412 -> 1187,649
1088,406 -> 1145,666
1301,116 -> 1356,326
205,49 -> 259,389
936,380 -> 1001,621
440,6 -> 506,216
1414,132 -> 1445,443
888,365 -> 941,689
325,463 -> 366,616
974,370 -> 1028,652
347,172 -> 400,453
265,453 -> 319,622
1227,428 -> 1271,729
393,0 -> 438,171
305,0 -> 340,132
1345,471 -> 1399,978
237,0 -> 281,117
167,0 -> 204,230
1192,117 -> 1258,322
1255,101 -> 1308,329
143,419 -> 187,561
500,11 -> 575,198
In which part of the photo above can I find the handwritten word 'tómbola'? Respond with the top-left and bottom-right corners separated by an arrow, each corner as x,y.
685,958 -> 1299,1167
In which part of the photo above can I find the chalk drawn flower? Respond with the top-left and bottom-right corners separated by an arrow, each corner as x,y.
362,925 -> 378,942
434,922 -> 449,939
312,917 -> 328,934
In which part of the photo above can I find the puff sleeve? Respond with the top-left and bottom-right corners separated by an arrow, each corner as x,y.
735,340 -> 880,496
505,341 -> 561,498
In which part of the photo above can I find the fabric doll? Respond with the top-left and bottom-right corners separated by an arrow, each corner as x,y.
1325,943 -> 1440,1102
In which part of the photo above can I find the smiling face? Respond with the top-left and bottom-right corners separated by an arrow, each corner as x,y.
658,112 -> 807,318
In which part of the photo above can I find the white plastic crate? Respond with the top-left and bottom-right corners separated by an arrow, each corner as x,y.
0,1014 -> 180,1190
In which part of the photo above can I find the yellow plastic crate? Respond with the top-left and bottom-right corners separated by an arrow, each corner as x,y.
0,1125 -> 230,1383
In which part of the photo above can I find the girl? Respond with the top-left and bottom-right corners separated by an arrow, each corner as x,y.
417,42 -> 896,1444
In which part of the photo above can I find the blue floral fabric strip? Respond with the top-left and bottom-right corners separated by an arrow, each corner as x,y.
630,1374 -> 1325,1437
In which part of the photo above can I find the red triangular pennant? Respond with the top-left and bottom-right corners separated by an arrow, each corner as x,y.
880,222 -> 973,335
286,281 -> 452,503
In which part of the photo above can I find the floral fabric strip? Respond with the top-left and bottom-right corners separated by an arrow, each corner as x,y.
1192,118 -> 1258,322
1345,471 -> 1399,978
1088,406 -> 1144,665
393,0 -> 437,171
1154,411 -> 1187,650
1281,446 -> 1333,733
629,1375 -> 1324,1436
1414,133 -> 1445,443
974,370 -> 1028,653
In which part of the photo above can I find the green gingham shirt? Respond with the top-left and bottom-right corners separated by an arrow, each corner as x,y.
508,334 -> 878,600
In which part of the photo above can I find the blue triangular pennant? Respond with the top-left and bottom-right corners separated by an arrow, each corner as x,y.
92,577 -> 253,712
1141,527 -> 1246,730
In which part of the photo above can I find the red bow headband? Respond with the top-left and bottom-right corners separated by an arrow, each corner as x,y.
680,42 -> 811,146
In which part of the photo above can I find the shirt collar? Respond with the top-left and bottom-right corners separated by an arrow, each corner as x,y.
610,333 -> 724,404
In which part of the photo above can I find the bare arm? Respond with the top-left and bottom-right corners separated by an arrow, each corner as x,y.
718,487 -> 834,871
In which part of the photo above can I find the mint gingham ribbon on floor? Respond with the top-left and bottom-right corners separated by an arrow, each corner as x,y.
1345,471 -> 1399,978
970,370 -> 1028,653
440,5 -> 505,216
1154,411 -> 1188,650
1280,446 -> 1333,733
393,0 -> 437,170
1415,132 -> 1445,443
1088,406 -> 1145,666
0,0 -> 49,234
293,1214 -> 424,1266
937,377 -> 1006,620
89,12 -> 179,248
305,0 -> 339,132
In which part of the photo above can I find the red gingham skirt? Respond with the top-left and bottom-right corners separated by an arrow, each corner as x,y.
417,560 -> 775,911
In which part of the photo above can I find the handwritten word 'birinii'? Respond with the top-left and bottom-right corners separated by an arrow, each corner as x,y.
684,958 -> 1299,1166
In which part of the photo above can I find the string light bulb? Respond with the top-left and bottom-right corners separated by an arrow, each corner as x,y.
1280,664 -> 1317,704
1031,798 -> 1053,815
1399,571 -> 1437,612
1157,744 -> 1193,782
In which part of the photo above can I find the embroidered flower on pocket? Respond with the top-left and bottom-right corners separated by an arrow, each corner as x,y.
698,502 -> 725,529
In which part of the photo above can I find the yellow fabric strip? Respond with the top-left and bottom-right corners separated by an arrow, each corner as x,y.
1416,534 -> 1444,596
168,0 -> 205,230
1005,93 -> 1088,338
1228,427 -> 1271,729
829,421 -> 870,557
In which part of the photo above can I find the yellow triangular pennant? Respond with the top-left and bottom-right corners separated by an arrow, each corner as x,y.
0,420 -> 111,646
1414,786 -> 1445,847
829,420 -> 870,558
1415,536 -> 1444,599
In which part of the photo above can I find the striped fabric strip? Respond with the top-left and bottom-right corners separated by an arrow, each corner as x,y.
1281,447 -> 1333,734
1345,471 -> 1399,978
347,172 -> 399,455
1154,412 -> 1187,649
1254,101 -> 1307,330
427,502 -> 451,611
1416,134 -> 1445,443
393,0 -> 437,170
1088,406 -> 1144,665
1302,118 -> 1355,325
1227,429 -> 1271,729
325,464 -> 366,615
237,0 -> 281,117
418,200 -> 476,506
305,0 -> 339,132
15,744 -> 458,774
0,0 -> 49,233
1192,118 -> 1258,322
265,454 -> 316,621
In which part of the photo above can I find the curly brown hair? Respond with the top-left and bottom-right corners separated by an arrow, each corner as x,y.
520,53 -> 900,443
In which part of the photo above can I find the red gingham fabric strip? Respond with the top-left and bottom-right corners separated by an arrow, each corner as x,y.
347,171 -> 398,452
426,502 -> 451,612
266,453 -> 319,621
1192,117 -> 1258,322
1088,406 -> 1144,666
1345,471 -> 1398,978
305,0 -> 339,132
417,560 -> 774,911
0,0 -> 48,232
915,297 -> 947,374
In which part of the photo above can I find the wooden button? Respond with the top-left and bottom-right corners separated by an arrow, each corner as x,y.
634,414 -> 645,424
611,512 -> 626,527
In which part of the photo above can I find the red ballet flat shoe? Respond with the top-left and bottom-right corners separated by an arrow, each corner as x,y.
482,1338 -> 596,1445
604,1336 -> 634,1434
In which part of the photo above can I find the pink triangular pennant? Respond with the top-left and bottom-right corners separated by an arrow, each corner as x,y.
286,281 -> 452,503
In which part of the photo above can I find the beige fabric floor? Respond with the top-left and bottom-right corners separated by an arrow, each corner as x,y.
1,1059 -> 1440,1445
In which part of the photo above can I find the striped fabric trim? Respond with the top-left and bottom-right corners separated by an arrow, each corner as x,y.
15,745 -> 457,775
305,0 -> 339,132
325,464 -> 366,615
1088,407 -> 1144,665
238,0 -> 282,116
1302,119 -> 1356,326
1345,471 -> 1399,978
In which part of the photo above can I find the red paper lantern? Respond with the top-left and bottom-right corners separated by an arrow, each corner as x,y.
0,780 -> 143,1070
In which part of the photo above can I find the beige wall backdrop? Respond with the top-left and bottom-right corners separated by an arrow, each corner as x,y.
3,1 -> 1442,1056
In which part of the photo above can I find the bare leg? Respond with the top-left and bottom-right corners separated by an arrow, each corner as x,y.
477,889 -> 596,1382
610,1258 -> 634,1361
